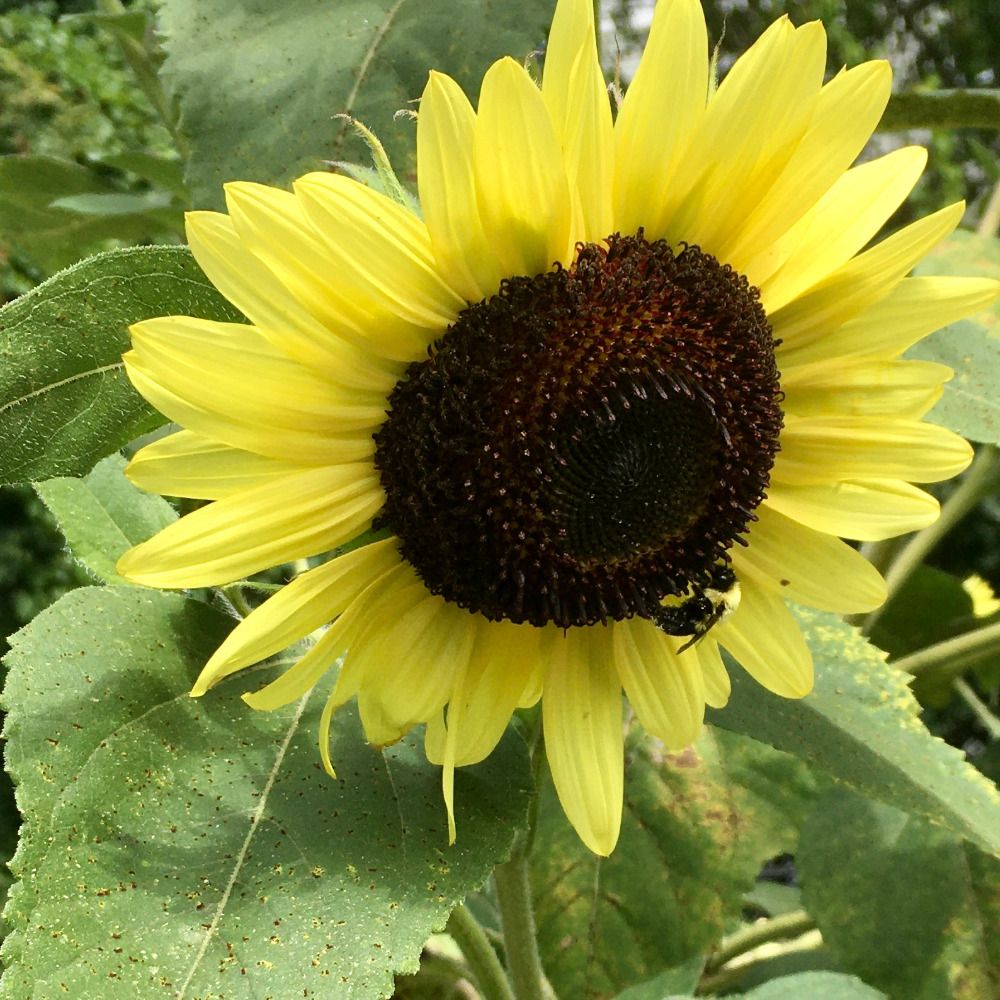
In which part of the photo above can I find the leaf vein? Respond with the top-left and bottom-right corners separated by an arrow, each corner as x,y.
176,690 -> 312,1000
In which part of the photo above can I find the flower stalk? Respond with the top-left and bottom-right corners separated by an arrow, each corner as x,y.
493,847 -> 551,1000
447,906 -> 516,1000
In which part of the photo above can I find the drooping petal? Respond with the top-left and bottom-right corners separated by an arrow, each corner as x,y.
116,465 -> 383,588
473,57 -> 573,277
613,0 -> 708,239
696,640 -> 731,709
714,580 -> 813,699
242,561 -> 413,710
612,618 -> 704,750
758,146 -> 927,309
774,415 -> 973,484
184,210 -> 397,391
197,538 -> 401,690
357,597 -> 477,748
127,429 -> 302,500
734,505 -> 887,613
723,60 -> 892,273
542,0 -> 614,242
780,358 -> 952,420
764,480 -> 939,541
777,275 -> 1000,367
425,619 -> 541,767
542,626 -> 623,856
418,72 -> 504,301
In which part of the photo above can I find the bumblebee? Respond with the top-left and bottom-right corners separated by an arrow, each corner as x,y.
651,564 -> 741,652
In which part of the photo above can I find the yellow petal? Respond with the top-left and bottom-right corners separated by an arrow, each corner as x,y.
778,276 -> 1000,368
124,319 -> 379,465
764,480 -> 939,541
116,465 -> 383,588
613,0 -> 708,239
724,60 -> 892,274
542,626 -> 623,856
696,640 -> 731,709
769,201 -> 965,349
184,210 -> 397,392
242,561 -> 413,709
224,181 -> 435,364
473,57 -> 572,277
612,618 -> 704,750
418,72 -> 504,301
774,415 -> 973,485
542,0 -> 613,242
780,358 -> 952,420
294,171 -> 465,327
127,429 -> 302,500
425,619 -> 540,767
666,20 -> 827,255
358,597 -> 477,748
130,315 -> 387,431
734,505 -> 887,613
758,146 -> 926,310
198,538 -> 401,689
714,580 -> 813,699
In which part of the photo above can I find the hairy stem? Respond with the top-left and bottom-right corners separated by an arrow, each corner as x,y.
493,848 -> 552,1000
447,906 -> 515,1000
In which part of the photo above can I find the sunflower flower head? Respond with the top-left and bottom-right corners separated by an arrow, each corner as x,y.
117,0 -> 997,855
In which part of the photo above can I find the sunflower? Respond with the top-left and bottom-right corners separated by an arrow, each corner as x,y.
117,0 -> 996,855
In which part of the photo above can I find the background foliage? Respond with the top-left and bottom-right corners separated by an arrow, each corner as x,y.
0,1 -> 998,998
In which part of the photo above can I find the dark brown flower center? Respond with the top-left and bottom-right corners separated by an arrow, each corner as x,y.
374,234 -> 782,628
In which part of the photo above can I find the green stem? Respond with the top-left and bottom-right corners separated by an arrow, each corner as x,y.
893,618 -> 1000,677
447,906 -> 515,1000
704,910 -> 816,974
977,177 -> 1000,239
222,585 -> 254,619
863,445 -> 1000,635
493,849 -> 551,1000
954,677 -> 1000,739
698,929 -> 823,996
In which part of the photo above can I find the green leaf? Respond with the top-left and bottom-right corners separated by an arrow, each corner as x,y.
0,156 -> 175,273
1,587 -> 531,999
50,191 -> 177,218
610,957 -> 705,1000
909,229 -> 1000,445
158,0 -> 557,208
0,245 -> 242,486
799,789 -> 1000,1000
868,565 -> 974,662
532,726 -> 816,1000
706,606 -> 1000,856
881,89 -> 1000,131
97,151 -> 188,199
34,453 -> 177,584
742,971 -> 888,999
744,881 -> 804,918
